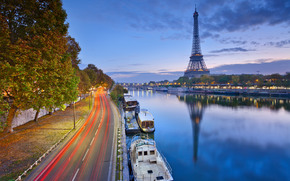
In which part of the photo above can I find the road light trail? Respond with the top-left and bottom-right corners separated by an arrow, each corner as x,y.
51,94 -> 106,180
33,93 -> 101,181
28,88 -> 116,181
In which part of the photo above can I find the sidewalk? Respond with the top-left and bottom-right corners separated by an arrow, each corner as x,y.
0,97 -> 91,181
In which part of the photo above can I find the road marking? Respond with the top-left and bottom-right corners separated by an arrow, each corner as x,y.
72,168 -> 79,181
90,137 -> 95,146
82,149 -> 89,162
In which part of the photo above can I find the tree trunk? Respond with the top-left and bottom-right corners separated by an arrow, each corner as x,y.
5,105 -> 17,133
34,109 -> 40,122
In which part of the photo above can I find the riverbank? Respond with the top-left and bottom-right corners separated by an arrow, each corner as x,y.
0,97 -> 91,180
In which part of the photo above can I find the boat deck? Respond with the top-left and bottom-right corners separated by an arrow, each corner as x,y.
124,111 -> 140,134
134,163 -> 169,181
130,141 -> 173,181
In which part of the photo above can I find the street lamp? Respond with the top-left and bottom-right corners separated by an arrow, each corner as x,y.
73,101 -> 76,129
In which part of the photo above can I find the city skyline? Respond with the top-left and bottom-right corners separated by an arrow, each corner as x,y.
63,0 -> 290,82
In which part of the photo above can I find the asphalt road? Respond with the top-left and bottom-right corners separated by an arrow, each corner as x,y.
27,89 -> 116,181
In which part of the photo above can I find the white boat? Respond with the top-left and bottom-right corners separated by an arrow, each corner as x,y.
124,111 -> 140,134
167,87 -> 188,93
129,135 -> 173,181
123,96 -> 139,112
137,109 -> 155,133
155,87 -> 168,92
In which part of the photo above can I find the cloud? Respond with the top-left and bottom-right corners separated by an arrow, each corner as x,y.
200,0 -> 290,32
265,39 -> 290,47
211,59 -> 290,74
70,0 -> 290,44
106,71 -> 183,83
108,0 -> 290,36
200,32 -> 220,39
109,73 -> 138,79
219,38 -> 247,45
210,47 -> 255,53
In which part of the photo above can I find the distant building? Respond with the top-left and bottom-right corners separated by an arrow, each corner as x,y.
184,6 -> 210,78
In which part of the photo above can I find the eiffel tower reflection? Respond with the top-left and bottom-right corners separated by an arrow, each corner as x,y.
178,94 -> 205,162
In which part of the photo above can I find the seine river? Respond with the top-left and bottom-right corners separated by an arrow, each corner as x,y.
127,89 -> 290,181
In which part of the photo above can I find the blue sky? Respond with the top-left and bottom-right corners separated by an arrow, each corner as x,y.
62,0 -> 290,83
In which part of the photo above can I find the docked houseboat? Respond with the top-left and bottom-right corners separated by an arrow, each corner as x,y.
137,109 -> 155,133
129,135 -> 173,181
124,111 -> 140,134
123,95 -> 140,112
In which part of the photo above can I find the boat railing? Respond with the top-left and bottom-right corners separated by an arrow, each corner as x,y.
159,151 -> 173,175
131,133 -> 155,146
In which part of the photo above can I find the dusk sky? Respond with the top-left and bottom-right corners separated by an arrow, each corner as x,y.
62,0 -> 290,83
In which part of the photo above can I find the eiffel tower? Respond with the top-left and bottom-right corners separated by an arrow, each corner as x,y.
184,6 -> 210,78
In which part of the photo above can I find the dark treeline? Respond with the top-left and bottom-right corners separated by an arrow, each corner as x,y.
176,73 -> 290,87
0,0 -> 113,133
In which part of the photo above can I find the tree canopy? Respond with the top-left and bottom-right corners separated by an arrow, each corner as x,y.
175,73 -> 289,87
0,0 -> 78,132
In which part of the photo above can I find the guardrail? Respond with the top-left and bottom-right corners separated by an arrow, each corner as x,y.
116,128 -> 123,181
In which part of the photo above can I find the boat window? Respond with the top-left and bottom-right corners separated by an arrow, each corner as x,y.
144,151 -> 148,156
142,122 -> 145,127
145,122 -> 149,127
156,176 -> 164,180
138,151 -> 142,156
150,150 -> 155,155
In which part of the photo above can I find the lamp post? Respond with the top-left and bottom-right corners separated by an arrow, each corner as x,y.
73,101 -> 76,129
89,91 -> 91,110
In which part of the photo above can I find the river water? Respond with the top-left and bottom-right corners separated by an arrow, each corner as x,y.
127,89 -> 290,181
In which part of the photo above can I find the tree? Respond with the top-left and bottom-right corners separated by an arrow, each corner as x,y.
214,75 -> 231,84
0,15 -> 39,131
67,36 -> 81,69
84,68 -> 97,86
78,70 -> 91,95
0,0 -> 78,132
232,75 -> 240,86
177,77 -> 189,85
200,75 -> 214,84
110,85 -> 126,104
84,64 -> 113,89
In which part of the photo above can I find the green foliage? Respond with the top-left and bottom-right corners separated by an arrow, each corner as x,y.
84,64 -> 114,89
175,73 -> 289,87
110,85 -> 126,104
213,75 -> 231,84
232,75 -> 240,85
67,36 -> 81,69
200,75 -> 214,84
0,0 -> 79,132
177,77 -> 190,85
77,70 -> 91,94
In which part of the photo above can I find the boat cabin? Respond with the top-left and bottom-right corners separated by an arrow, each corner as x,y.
137,109 -> 155,133
123,96 -> 139,112
130,137 -> 173,181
